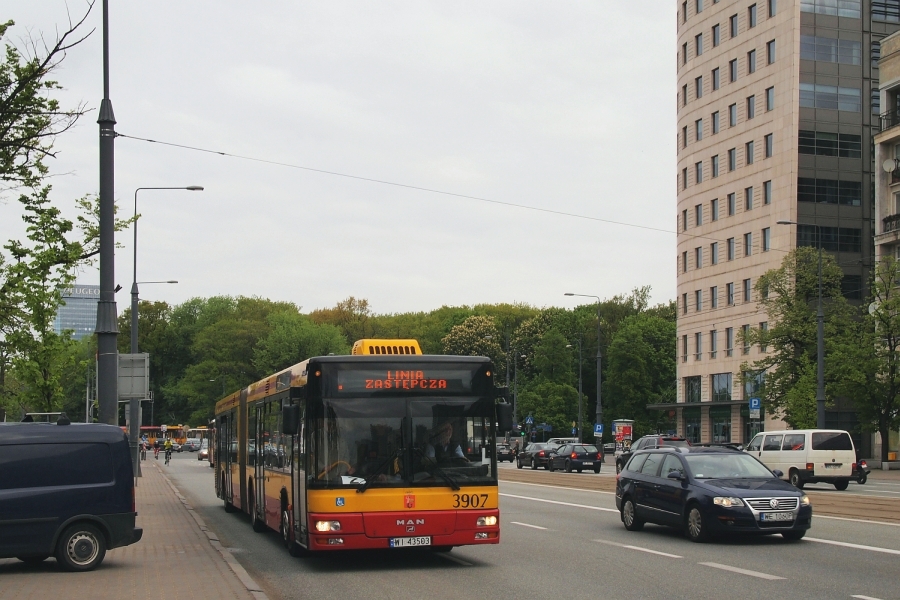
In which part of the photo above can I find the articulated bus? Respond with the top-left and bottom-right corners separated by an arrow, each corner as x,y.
213,339 -> 511,555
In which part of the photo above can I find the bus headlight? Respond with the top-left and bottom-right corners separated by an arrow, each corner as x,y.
476,516 -> 497,526
712,497 -> 744,508
315,520 -> 341,532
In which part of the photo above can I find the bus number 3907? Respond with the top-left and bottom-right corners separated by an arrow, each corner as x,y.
453,493 -> 489,508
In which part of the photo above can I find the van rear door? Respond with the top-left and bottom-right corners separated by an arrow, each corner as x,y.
811,431 -> 854,477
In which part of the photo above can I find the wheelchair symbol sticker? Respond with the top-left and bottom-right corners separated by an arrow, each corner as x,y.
336,497 -> 345,507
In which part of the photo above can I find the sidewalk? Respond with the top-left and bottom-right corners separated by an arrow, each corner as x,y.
0,461 -> 267,600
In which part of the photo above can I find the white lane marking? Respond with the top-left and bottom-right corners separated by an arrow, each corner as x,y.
851,595 -> 884,600
510,521 -> 548,530
594,539 -> 682,558
814,514 -> 900,528
698,562 -> 785,580
499,493 -> 619,513
501,480 -> 615,495
806,537 -> 900,556
435,552 -> 472,566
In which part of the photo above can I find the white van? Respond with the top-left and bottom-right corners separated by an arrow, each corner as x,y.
745,429 -> 856,490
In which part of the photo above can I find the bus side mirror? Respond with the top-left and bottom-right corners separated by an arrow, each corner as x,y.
497,402 -> 513,433
282,404 -> 300,435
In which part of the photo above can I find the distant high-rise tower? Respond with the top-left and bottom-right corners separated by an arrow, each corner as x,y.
672,0 -> 893,448
54,284 -> 100,341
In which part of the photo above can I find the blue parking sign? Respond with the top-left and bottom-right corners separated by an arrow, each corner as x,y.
594,423 -> 603,435
749,397 -> 761,410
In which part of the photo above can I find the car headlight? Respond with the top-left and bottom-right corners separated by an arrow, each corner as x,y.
712,497 -> 744,508
800,495 -> 811,506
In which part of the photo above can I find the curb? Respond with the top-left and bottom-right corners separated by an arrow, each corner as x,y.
152,462 -> 270,600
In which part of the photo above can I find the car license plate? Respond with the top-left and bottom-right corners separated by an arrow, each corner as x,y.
824,463 -> 841,469
582,462 -> 593,466
389,536 -> 431,548
759,511 -> 793,522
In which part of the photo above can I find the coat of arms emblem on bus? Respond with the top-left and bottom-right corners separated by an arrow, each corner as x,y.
404,494 -> 415,508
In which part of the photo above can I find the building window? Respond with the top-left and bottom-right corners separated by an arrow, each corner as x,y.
713,23 -> 721,47
749,3 -> 758,27
743,278 -> 752,302
682,1 -> 688,23
726,327 -> 734,356
797,178 -> 861,206
695,289 -> 703,312
800,0 -> 860,18
798,225 -> 862,252
683,292 -> 689,314
727,238 -> 735,261
685,376 -> 701,402
873,0 -> 900,21
767,39 -> 776,64
710,285 -> 718,308
696,161 -> 703,183
682,209 -> 688,231
765,133 -> 773,157
799,83 -> 861,112
695,203 -> 703,226
683,167 -> 688,189
696,76 -> 703,98
696,0 -> 703,13
683,250 -> 689,272
873,87 -> 881,115
696,119 -> 703,141
712,111 -> 720,134
748,49 -> 756,73
696,33 -> 703,56
695,246 -> 703,269
727,193 -> 736,215
683,125 -> 688,147
711,154 -> 719,177
695,332 -> 703,360
745,186 -> 753,210
797,131 -> 861,158
842,275 -> 862,299
768,0 -> 776,17
766,86 -> 775,110
872,39 -> 882,68
800,35 -> 861,65
712,373 -> 732,402
711,242 -> 719,264
728,148 -> 736,171
712,67 -> 720,90
683,83 -> 688,106
730,13 -> 738,38
710,330 -> 718,358
729,103 -> 737,126
712,198 -> 719,221
759,322 -> 768,351
729,59 -> 738,82
682,42 -> 688,65
763,180 -> 772,204
744,233 -> 752,257
762,227 -> 771,251
682,335 -> 688,362
745,140 -> 754,165
747,95 -> 756,119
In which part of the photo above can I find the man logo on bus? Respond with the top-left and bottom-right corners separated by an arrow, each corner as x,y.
397,519 -> 425,526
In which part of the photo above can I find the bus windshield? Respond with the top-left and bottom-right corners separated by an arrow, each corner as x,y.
312,395 -> 496,489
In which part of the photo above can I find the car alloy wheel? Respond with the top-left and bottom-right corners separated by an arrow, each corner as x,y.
685,505 -> 709,543
622,498 -> 643,531
56,523 -> 106,571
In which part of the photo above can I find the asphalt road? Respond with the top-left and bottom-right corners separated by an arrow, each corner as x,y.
164,453 -> 900,600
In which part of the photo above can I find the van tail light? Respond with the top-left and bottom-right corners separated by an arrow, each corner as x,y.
571,452 -> 578,459
806,463 -> 814,471
852,462 -> 857,472
596,453 -> 602,460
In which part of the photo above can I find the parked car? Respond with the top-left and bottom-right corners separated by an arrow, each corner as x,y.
198,439 -> 210,462
183,438 -> 202,452
496,443 -> 515,462
615,446 -> 812,543
171,441 -> 182,453
0,420 -> 143,570
547,444 -> 602,473
516,442 -> 558,470
744,429 -> 856,490
616,434 -> 690,473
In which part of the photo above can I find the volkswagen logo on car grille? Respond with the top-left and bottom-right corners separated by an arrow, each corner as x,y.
769,498 -> 779,509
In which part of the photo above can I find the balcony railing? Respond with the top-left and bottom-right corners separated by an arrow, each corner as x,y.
884,213 -> 900,234
881,107 -> 900,132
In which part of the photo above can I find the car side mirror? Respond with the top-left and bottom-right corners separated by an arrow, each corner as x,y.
667,470 -> 685,481
772,469 -> 783,478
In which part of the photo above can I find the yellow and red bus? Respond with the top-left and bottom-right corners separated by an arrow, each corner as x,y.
214,339 -> 511,555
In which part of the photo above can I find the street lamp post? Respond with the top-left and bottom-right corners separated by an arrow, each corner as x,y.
513,353 -> 526,441
565,293 -> 603,451
130,186 -> 203,474
777,220 -> 826,428
567,340 -> 583,443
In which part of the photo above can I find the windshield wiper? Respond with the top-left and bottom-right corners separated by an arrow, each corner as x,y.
412,446 -> 461,491
356,446 -> 404,494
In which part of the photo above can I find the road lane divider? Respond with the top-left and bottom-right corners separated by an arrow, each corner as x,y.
510,521 -> 548,530
594,539 -> 682,558
499,493 -> 619,513
698,562 -> 785,580
501,480 -> 615,495
806,537 -> 900,556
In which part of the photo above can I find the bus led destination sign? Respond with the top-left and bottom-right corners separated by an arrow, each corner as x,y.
334,368 -> 474,394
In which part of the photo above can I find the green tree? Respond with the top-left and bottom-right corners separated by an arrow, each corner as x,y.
253,311 -> 349,374
830,257 -> 900,460
440,315 -> 503,375
742,247 -> 852,428
532,329 -> 573,384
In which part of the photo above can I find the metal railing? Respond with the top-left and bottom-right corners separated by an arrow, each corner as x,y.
881,107 -> 900,132
884,213 -> 900,234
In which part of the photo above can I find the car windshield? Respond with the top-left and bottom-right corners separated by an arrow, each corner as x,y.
684,453 -> 774,479
574,445 -> 598,453
661,439 -> 690,447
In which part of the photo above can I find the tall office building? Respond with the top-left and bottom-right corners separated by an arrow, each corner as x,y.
673,0 -> 896,446
53,284 -> 100,341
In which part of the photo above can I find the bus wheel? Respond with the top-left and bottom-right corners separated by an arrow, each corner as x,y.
250,491 -> 266,532
282,510 -> 304,557
222,476 -> 235,513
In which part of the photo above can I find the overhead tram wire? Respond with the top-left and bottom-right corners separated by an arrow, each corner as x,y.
116,131 -> 792,253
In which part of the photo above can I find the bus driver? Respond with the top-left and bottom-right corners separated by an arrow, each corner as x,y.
425,421 -> 465,462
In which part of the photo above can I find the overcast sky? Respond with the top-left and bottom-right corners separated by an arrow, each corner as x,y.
3,2 -> 676,315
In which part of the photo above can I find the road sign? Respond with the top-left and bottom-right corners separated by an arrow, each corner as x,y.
160,424 -> 167,432
594,423 -> 604,435
749,397 -> 761,410
750,408 -> 761,419
571,427 -> 577,435
525,415 -> 534,425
